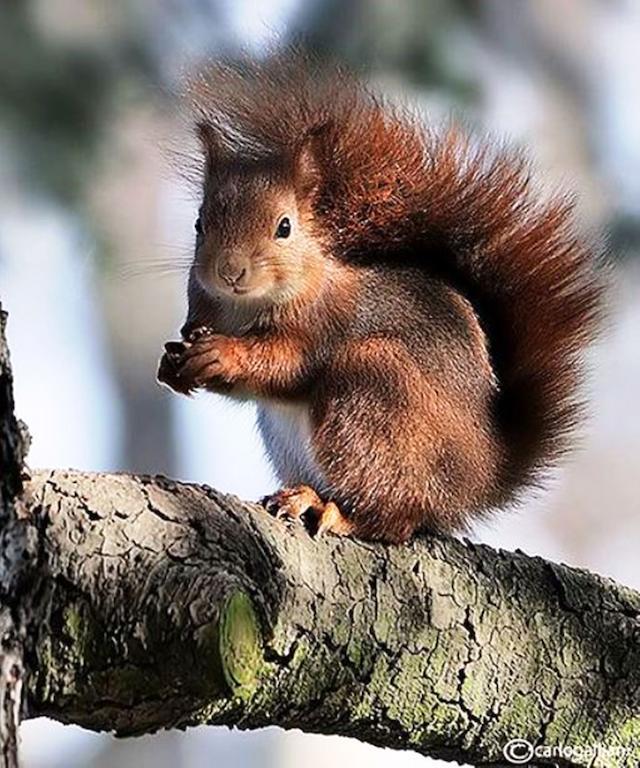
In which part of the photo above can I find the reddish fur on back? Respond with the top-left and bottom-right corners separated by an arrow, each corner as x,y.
189,52 -> 606,505
416,135 -> 607,498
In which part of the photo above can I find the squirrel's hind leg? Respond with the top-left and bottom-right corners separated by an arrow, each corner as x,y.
308,337 -> 494,544
262,486 -> 354,538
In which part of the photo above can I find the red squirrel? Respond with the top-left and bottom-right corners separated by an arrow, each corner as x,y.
158,54 -> 606,544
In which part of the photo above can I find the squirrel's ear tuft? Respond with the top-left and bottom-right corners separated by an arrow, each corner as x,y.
294,123 -> 331,198
196,121 -> 224,167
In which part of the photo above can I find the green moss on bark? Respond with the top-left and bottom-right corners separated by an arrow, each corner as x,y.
219,591 -> 263,701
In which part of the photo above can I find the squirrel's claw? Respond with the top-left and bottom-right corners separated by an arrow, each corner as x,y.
185,326 -> 215,342
262,486 -> 354,538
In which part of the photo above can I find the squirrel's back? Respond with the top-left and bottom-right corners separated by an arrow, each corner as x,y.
187,52 -> 607,524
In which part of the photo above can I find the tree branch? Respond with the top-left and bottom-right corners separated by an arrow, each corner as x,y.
22,470 -> 640,768
1,306 -> 35,768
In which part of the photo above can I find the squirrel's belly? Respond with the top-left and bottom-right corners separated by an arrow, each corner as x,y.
256,400 -> 327,490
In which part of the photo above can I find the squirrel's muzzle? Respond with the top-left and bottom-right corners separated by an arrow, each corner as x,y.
216,255 -> 252,291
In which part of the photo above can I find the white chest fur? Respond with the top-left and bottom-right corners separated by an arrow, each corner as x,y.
256,400 -> 327,490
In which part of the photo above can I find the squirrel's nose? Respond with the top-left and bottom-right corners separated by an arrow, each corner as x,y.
218,259 -> 249,288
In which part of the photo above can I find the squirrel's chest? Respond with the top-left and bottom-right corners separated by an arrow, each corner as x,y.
256,400 -> 326,490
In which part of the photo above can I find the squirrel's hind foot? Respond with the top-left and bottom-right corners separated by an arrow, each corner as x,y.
261,485 -> 354,538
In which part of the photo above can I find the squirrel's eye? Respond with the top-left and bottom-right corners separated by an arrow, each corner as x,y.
275,216 -> 291,239
195,216 -> 203,236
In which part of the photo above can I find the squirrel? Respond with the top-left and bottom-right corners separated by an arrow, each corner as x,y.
158,53 -> 606,544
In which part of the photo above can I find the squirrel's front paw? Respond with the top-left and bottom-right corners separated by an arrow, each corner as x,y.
175,334 -> 241,391
157,341 -> 194,395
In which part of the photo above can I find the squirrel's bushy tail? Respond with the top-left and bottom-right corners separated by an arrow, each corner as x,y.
416,132 -> 607,498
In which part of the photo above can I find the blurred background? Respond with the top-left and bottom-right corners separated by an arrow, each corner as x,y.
1,1 -> 639,766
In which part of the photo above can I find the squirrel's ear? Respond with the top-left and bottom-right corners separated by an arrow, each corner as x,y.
196,121 -> 224,168
294,123 -> 330,198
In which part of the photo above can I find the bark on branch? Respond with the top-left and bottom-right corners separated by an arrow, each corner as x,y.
1,307 -> 35,768
22,471 -> 640,768
2,304 -> 640,767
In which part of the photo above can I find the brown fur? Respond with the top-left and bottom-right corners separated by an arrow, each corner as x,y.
158,52 -> 606,543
